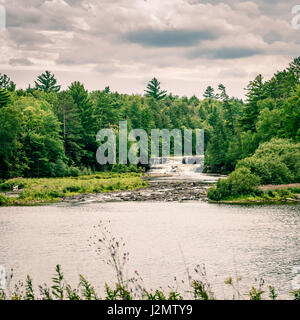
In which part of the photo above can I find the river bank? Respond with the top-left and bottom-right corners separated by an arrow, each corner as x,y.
1,173 -> 299,206
0,172 -> 223,206
211,184 -> 300,205
0,173 -> 147,206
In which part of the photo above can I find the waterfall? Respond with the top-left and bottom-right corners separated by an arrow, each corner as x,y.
148,156 -> 204,175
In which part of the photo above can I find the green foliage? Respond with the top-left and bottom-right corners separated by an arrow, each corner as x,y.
79,275 -> 98,300
240,74 -> 265,132
192,280 -> 212,300
248,279 -> 265,301
51,265 -> 65,300
207,167 -> 260,201
0,57 -> 299,184
237,139 -> 300,184
0,194 -> 8,206
105,283 -> 132,300
35,71 -> 61,93
208,138 -> 300,201
268,286 -> 278,300
25,276 -> 35,300
248,287 -> 265,300
203,86 -> 216,100
144,77 -> 167,100
0,73 -> 16,91
0,173 -> 147,206
291,289 -> 300,300
0,88 -> 10,108
145,290 -> 166,300
1,264 -> 297,301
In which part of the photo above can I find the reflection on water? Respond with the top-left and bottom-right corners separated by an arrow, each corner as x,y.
0,202 -> 299,299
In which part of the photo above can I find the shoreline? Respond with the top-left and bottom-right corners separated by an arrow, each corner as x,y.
1,174 -> 299,207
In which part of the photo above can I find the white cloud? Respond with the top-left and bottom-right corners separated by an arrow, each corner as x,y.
1,0 -> 299,97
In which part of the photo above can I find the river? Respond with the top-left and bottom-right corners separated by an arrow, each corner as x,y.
0,200 -> 299,299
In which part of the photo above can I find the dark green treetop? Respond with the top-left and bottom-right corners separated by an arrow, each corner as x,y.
203,86 -> 216,100
35,71 -> 61,93
0,73 -> 16,91
145,78 -> 167,100
0,88 -> 10,108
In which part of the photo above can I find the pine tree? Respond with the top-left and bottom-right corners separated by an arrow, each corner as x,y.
218,84 -> 234,132
68,82 -> 96,167
203,86 -> 215,99
145,78 -> 167,100
0,73 -> 16,91
288,56 -> 300,82
35,71 -> 61,93
240,75 -> 265,132
55,91 -> 84,166
0,88 -> 10,108
203,86 -> 216,112
206,116 -> 228,173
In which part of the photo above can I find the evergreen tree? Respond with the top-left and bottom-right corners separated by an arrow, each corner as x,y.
55,91 -> 84,166
69,81 -> 96,167
35,71 -> 61,93
240,74 -> 265,131
218,84 -> 234,132
26,85 -> 35,95
94,90 -> 120,128
0,105 -> 24,178
264,70 -> 297,102
145,78 -> 167,100
0,88 -> 10,108
203,86 -> 216,112
203,86 -> 215,99
0,73 -> 16,91
206,116 -> 228,173
288,56 -> 300,81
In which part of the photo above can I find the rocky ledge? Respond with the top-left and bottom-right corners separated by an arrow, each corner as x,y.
63,180 -> 212,204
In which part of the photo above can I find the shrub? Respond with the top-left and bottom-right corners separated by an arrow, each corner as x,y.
237,157 -> 293,185
0,194 -> 8,205
207,167 -> 260,201
67,166 -> 81,177
236,138 -> 300,184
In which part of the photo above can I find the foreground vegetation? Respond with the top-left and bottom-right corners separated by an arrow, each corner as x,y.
0,173 -> 147,206
1,265 -> 299,300
1,222 -> 299,301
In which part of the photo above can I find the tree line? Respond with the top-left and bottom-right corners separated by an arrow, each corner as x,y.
0,57 -> 299,181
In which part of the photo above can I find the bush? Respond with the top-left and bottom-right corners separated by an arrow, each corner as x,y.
237,157 -> 293,185
0,194 -> 8,205
207,167 -> 260,201
67,166 -> 81,177
236,139 -> 300,184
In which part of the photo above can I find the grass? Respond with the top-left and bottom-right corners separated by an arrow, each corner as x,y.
0,173 -> 148,206
211,187 -> 300,204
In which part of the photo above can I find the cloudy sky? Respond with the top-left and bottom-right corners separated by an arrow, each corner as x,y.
0,0 -> 299,98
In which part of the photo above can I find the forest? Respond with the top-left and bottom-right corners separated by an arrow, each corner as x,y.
0,57 -> 299,200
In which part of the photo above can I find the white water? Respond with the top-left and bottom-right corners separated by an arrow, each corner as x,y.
148,156 -> 222,183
